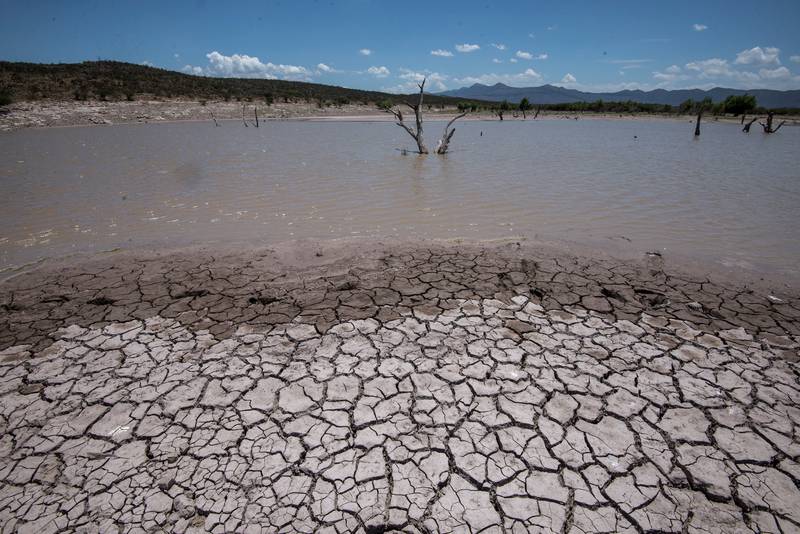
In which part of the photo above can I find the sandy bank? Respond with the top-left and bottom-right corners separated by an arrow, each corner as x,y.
3,99 -> 798,131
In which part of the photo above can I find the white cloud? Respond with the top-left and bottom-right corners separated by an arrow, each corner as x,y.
382,70 -> 448,93
316,63 -> 341,74
140,61 -> 154,67
182,65 -> 204,76
692,24 -> 708,31
399,69 -> 447,91
492,58 -> 503,64
205,51 -> 310,78
685,57 -> 760,83
528,32 -> 536,38
759,66 -> 791,79
652,65 -> 688,82
455,43 -> 480,53
359,48 -> 372,56
547,25 -> 557,31
791,55 -> 800,64
561,73 -> 576,83
509,58 -> 518,63
430,49 -> 454,57
181,51 -> 313,80
516,51 -> 547,60
173,53 -> 180,60
452,68 -> 542,87
735,46 -> 780,66
490,43 -> 506,50
367,66 -> 390,78
685,58 -> 731,77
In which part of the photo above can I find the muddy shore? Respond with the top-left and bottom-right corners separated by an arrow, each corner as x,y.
1,239 -> 799,532
3,99 -> 797,131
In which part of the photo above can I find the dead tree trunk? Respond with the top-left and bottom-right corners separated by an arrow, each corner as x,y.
760,111 -> 786,133
533,106 -> 541,120
210,111 -> 220,127
242,104 -> 249,127
743,117 -> 758,133
741,114 -> 746,125
694,107 -> 704,136
435,112 -> 468,154
254,107 -> 259,128
384,78 -> 428,154
497,110 -> 504,121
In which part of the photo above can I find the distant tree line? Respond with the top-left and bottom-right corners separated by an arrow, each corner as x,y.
450,93 -> 797,116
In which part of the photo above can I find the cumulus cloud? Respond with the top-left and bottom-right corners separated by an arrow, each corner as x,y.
561,73 -> 576,83
791,55 -> 800,64
452,68 -> 542,87
399,69 -> 447,91
735,46 -> 780,66
759,66 -> 791,79
182,65 -> 204,76
382,69 -> 448,93
490,43 -> 506,50
685,58 -> 760,83
492,58 -> 503,64
509,58 -> 518,63
430,49 -> 454,57
367,66 -> 390,78
455,43 -> 480,53
180,51 -> 312,80
359,48 -> 372,56
140,61 -> 154,67
692,24 -> 708,31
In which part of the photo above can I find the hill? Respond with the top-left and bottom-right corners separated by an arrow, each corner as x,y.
0,60 -> 472,107
439,83 -> 800,109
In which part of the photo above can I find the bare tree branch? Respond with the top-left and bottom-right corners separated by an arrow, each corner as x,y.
436,112 -> 468,154
385,77 -> 429,154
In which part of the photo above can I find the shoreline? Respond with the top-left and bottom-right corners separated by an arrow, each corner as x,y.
3,98 -> 799,132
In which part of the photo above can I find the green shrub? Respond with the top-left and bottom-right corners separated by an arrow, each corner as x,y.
0,86 -> 12,106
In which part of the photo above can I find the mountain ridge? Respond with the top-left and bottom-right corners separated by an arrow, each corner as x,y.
439,82 -> 800,108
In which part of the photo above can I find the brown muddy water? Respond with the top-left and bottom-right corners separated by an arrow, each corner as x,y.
1,119 -> 799,280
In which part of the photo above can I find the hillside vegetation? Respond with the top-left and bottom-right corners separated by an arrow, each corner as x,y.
0,60 -> 470,107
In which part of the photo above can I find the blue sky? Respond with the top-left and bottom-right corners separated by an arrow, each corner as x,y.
2,0 -> 800,93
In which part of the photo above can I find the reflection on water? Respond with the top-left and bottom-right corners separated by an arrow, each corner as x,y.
1,119 -> 799,278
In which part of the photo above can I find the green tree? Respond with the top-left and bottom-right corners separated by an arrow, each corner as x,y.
721,94 -> 756,115
518,97 -> 532,118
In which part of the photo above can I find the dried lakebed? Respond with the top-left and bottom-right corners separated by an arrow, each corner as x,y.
1,241 -> 799,533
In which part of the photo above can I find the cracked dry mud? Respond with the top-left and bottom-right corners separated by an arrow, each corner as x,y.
1,241 -> 800,533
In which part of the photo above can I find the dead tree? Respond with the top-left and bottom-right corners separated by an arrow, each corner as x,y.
435,112 -> 468,154
210,110 -> 220,127
694,106 -> 704,136
742,117 -> 758,133
254,107 -> 259,128
385,78 -> 428,153
242,104 -> 249,127
533,106 -> 541,120
497,110 -> 504,121
760,111 -> 786,133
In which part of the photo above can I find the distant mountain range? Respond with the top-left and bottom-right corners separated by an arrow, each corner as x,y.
438,83 -> 800,108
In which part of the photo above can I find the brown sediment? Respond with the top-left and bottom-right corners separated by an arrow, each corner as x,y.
0,239 -> 799,532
